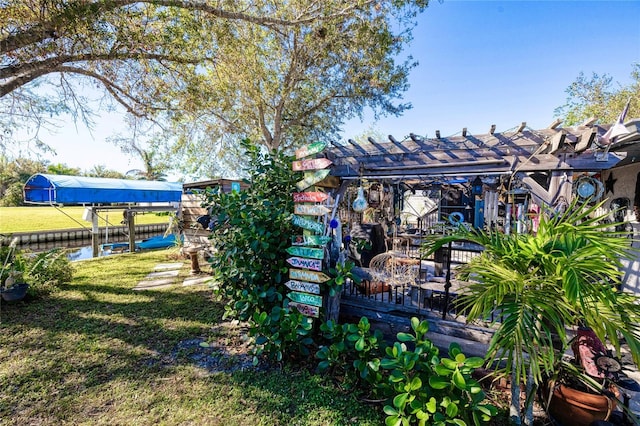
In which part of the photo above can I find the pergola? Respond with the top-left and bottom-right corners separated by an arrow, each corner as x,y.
325,119 -> 640,210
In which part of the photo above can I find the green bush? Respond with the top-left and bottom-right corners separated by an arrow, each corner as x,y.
1,242 -> 73,297
251,304 -> 315,365
205,140 -> 297,321
317,317 -> 497,426
25,248 -> 74,296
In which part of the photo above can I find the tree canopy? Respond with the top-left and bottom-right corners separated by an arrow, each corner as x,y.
555,64 -> 640,125
2,0 -> 429,178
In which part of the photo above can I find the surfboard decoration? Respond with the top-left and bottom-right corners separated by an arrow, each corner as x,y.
295,141 -> 327,159
291,215 -> 324,234
286,257 -> 323,271
291,235 -> 331,246
286,246 -> 324,260
293,191 -> 329,203
295,169 -> 331,191
292,158 -> 332,171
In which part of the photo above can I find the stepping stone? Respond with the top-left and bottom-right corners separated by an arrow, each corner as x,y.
134,278 -> 176,290
182,276 -> 211,286
154,263 -> 184,271
147,270 -> 180,279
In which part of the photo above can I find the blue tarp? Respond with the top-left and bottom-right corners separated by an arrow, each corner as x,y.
23,174 -> 183,205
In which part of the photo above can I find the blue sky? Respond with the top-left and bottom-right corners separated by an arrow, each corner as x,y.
32,0 -> 640,178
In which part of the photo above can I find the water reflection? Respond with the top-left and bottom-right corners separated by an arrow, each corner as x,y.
67,246 -> 111,261
18,231 -> 160,261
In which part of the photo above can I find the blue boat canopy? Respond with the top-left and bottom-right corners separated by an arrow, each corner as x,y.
23,174 -> 183,205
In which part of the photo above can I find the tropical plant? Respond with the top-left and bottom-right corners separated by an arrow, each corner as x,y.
422,199 -> 640,425
1,237 -> 73,297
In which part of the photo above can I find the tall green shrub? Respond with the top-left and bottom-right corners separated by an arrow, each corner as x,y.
205,140 -> 298,320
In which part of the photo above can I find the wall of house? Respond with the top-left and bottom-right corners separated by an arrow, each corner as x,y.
602,163 -> 640,295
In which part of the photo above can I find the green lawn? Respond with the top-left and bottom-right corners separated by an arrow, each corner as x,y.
0,206 -> 169,233
0,250 -> 382,425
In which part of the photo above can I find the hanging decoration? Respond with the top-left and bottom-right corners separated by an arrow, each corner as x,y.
352,186 -> 368,212
573,176 -> 604,202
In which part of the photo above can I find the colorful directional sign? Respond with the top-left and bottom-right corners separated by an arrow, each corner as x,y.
293,192 -> 329,203
291,215 -> 324,234
286,257 -> 323,271
295,141 -> 327,159
293,204 -> 331,216
288,301 -> 320,318
291,235 -> 331,246
288,291 -> 323,307
292,158 -> 333,172
289,268 -> 330,283
285,280 -> 321,295
295,169 -> 331,191
286,246 -> 324,260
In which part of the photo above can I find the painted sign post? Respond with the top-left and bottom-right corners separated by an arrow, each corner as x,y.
296,169 -> 331,191
289,141 -> 331,318
291,235 -> 331,246
293,192 -> 329,203
295,141 -> 327,159
285,280 -> 321,294
289,268 -> 330,283
288,301 -> 320,318
291,215 -> 324,234
286,246 -> 324,260
286,257 -> 322,271
294,204 -> 330,216
292,158 -> 333,171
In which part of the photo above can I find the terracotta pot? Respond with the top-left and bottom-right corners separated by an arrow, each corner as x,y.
1,283 -> 29,302
544,381 -> 613,426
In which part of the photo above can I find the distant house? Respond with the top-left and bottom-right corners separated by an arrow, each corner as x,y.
181,179 -> 247,247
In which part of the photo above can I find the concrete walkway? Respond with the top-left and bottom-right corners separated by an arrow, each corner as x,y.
133,262 -> 211,290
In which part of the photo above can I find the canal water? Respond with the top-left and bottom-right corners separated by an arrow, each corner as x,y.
17,230 -> 163,261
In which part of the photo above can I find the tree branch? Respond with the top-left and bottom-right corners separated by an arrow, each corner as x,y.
1,52 -> 200,96
55,65 -> 159,117
2,0 -> 374,54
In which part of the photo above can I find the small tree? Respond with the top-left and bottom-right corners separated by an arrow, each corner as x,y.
423,199 -> 640,425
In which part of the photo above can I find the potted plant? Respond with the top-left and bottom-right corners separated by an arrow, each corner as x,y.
1,237 -> 29,302
422,199 -> 640,425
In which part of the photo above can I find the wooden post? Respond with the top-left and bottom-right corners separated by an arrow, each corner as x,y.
91,207 -> 99,258
126,210 -> 136,252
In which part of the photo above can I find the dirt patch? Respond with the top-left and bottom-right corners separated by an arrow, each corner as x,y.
169,320 -> 272,374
